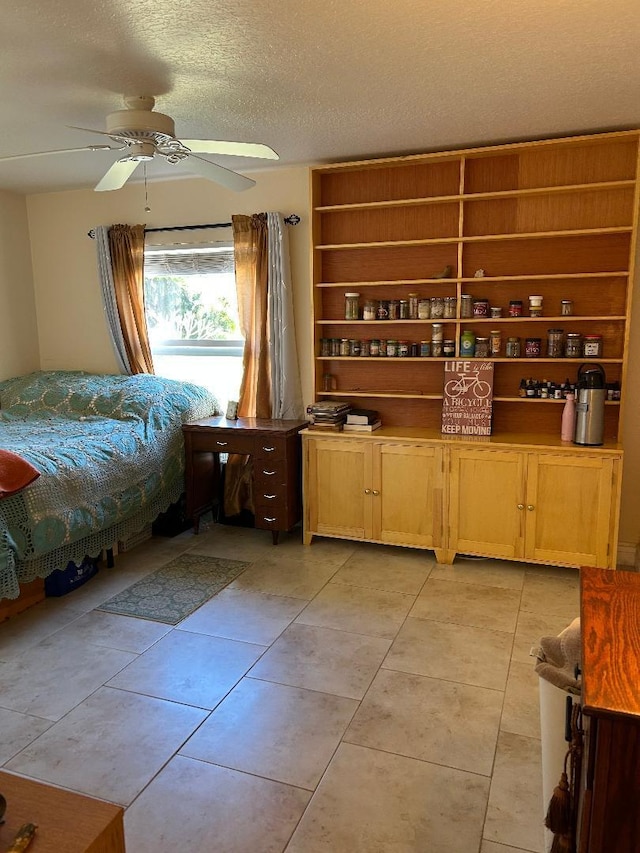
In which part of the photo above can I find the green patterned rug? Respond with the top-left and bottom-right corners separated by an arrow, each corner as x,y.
97,553 -> 251,625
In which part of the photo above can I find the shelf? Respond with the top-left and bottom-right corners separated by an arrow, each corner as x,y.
316,316 -> 627,324
494,397 -> 621,405
316,226 -> 632,252
316,390 -> 443,400
316,272 -> 629,287
314,180 -> 636,213
316,356 -> 624,364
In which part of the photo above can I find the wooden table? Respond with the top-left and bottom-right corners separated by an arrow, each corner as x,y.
182,416 -> 308,543
0,771 -> 125,852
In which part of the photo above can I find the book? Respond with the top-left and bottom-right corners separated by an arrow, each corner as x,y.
343,421 -> 382,432
308,421 -> 344,431
307,400 -> 351,415
346,409 -> 379,425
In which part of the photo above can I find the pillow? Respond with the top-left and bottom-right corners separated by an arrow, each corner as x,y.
0,449 -> 40,498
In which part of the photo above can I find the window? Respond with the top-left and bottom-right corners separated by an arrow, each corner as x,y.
144,240 -> 243,408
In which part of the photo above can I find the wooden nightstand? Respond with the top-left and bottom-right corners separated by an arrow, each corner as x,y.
182,416 -> 308,543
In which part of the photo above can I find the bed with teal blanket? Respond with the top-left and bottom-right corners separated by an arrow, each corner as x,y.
0,371 -> 219,600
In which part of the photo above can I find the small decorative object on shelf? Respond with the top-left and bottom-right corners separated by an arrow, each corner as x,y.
225,401 -> 239,420
474,269 -> 486,277
433,264 -> 453,279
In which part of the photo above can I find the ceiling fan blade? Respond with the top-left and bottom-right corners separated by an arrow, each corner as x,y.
0,145 -> 118,162
182,140 -> 279,160
184,153 -> 256,191
95,159 -> 140,192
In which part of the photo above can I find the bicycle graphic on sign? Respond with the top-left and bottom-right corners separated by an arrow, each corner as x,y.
444,371 -> 492,400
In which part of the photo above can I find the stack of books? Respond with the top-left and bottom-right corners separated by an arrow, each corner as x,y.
306,400 -> 351,431
343,409 -> 382,432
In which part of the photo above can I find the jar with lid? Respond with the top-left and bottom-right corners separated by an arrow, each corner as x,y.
330,338 -> 340,356
431,322 -> 444,342
388,299 -> 399,320
431,341 -> 443,357
583,334 -> 603,358
363,300 -> 377,321
506,336 -> 521,358
509,300 -> 523,317
430,297 -> 445,319
408,293 -> 419,319
345,292 -> 360,320
546,328 -> 564,358
360,340 -> 370,357
460,294 -> 473,318
460,330 -> 475,357
443,339 -> 455,357
564,333 -> 582,358
339,338 -> 350,356
561,300 -> 574,316
377,300 -> 389,319
397,340 -> 409,357
399,299 -> 410,320
418,299 -> 431,319
473,299 -> 490,317
490,306 -> 502,319
474,336 -> 490,358
490,329 -> 502,356
370,339 -> 380,357
529,295 -> 543,317
320,338 -> 331,357
525,337 -> 542,358
349,339 -> 361,357
386,339 -> 398,357
420,340 -> 431,357
443,297 -> 457,319
410,342 -> 419,357
378,339 -> 387,357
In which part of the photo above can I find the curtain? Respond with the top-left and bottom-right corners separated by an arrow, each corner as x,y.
107,224 -> 154,375
267,212 -> 304,420
95,226 -> 130,374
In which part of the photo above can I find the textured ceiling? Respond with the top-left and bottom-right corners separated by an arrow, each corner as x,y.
1,0 -> 639,194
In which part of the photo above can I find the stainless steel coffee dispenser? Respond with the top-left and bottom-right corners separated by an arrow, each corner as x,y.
574,364 -> 606,446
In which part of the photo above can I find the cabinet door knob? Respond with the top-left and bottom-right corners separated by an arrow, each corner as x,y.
527,504 -> 535,511
215,441 -> 228,447
372,490 -> 380,496
364,488 -> 371,494
264,494 -> 277,500
263,446 -> 276,452
263,517 -> 277,523
517,504 -> 524,510
263,470 -> 276,475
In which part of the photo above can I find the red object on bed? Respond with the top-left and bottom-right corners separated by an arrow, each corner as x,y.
0,449 -> 40,497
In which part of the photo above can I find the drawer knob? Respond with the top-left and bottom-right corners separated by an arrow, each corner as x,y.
263,470 -> 276,475
527,504 -> 535,511
263,517 -> 277,522
517,504 -> 524,510
372,490 -> 380,496
264,494 -> 277,500
216,441 -> 228,447
263,446 -> 276,452
364,488 -> 371,494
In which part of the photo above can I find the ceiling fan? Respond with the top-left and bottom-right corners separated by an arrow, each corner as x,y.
0,95 -> 279,192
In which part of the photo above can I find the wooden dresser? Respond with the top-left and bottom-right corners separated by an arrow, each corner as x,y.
183,416 -> 308,542
578,566 -> 640,852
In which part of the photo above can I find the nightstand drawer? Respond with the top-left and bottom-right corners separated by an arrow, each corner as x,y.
189,432 -> 255,456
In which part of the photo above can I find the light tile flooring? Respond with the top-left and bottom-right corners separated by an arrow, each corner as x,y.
0,524 -> 582,852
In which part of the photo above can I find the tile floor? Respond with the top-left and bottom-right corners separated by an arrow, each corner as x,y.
0,523 -> 582,852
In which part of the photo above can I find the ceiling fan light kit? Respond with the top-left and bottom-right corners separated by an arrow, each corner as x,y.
0,94 -> 279,193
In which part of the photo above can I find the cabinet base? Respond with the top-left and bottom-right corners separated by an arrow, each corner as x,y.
434,548 -> 456,564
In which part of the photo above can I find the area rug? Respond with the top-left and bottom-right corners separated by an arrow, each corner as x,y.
97,553 -> 251,625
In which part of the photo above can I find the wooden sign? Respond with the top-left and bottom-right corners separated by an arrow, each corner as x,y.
441,360 -> 494,436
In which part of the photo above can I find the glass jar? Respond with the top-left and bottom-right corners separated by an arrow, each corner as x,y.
363,300 -> 377,321
410,342 -> 419,357
509,300 -> 523,317
561,300 -> 574,316
474,336 -> 490,358
430,297 -> 445,319
564,333 -> 582,358
370,339 -> 380,356
388,299 -> 399,320
386,339 -> 398,357
443,297 -> 457,319
506,336 -> 521,358
583,334 -> 603,358
408,293 -> 419,320
320,338 -> 331,357
546,328 -> 564,358
473,299 -> 490,317
490,306 -> 502,319
349,339 -> 361,357
399,300 -> 410,320
339,338 -> 350,356
398,340 -> 409,357
460,330 -> 475,358
345,292 -> 360,320
360,340 -> 370,357
490,329 -> 502,356
330,338 -> 340,356
529,295 -> 543,317
431,322 -> 444,341
443,339 -> 455,357
460,294 -> 473,318
418,299 -> 431,319
431,341 -> 443,357
377,300 -> 389,319
525,337 -> 542,358
420,340 -> 431,357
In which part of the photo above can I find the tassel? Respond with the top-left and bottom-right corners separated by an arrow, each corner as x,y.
550,831 -> 573,853
545,752 -> 572,835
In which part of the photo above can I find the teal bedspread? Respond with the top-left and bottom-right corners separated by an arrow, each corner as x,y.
0,371 -> 219,600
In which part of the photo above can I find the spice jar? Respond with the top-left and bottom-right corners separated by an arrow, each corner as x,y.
360,340 -> 370,357
377,300 -> 389,319
431,341 -> 443,357
345,292 -> 360,320
339,338 -> 350,356
408,293 -> 419,320
443,339 -> 455,357
474,336 -> 490,357
460,294 -> 474,318
349,339 -> 361,357
431,323 -> 444,342
509,300 -> 523,317
320,338 -> 331,357
583,334 -> 603,358
370,339 -> 381,356
473,299 -> 490,317
546,328 -> 564,358
490,306 -> 502,319
418,299 -> 431,319
431,297 -> 445,319
564,333 -> 582,358
490,329 -> 502,356
399,300 -> 410,320
561,300 -> 574,316
363,300 -> 377,321
443,297 -> 457,319
525,337 -> 542,358
398,340 -> 409,357
529,295 -> 543,317
386,339 -> 398,357
388,300 -> 399,320
506,336 -> 521,358
330,338 -> 340,356
420,340 -> 431,357
460,330 -> 476,357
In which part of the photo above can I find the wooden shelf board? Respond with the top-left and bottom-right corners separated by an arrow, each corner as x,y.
316,316 -> 627,325
315,356 -> 624,364
316,272 -> 629,287
316,390 -> 443,400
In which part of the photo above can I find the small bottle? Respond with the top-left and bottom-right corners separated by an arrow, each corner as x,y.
561,393 -> 576,441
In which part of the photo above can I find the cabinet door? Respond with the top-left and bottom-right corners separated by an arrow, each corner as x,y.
305,437 -> 372,540
525,454 -> 617,567
374,443 -> 442,548
449,448 -> 525,559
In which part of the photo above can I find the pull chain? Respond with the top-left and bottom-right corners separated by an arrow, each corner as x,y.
143,164 -> 151,213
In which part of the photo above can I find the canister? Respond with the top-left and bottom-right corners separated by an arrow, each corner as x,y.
506,336 -> 521,357
490,330 -> 502,356
431,341 -> 443,357
431,323 -> 444,341
408,293 -> 419,319
363,300 -> 377,320
525,337 -> 542,357
388,300 -> 399,320
349,339 -> 361,357
443,297 -> 457,319
460,330 -> 476,357
320,338 -> 331,357
431,297 -> 445,319
546,329 -> 564,358
339,338 -> 350,356
377,300 -> 389,319
360,340 -> 370,357
370,339 -> 380,356
509,300 -> 523,317
443,339 -> 455,356
473,299 -> 490,317
460,294 -> 474,318
474,336 -> 490,357
582,334 -> 603,358
386,339 -> 398,357
345,292 -> 360,320
399,300 -> 410,320
561,300 -> 574,316
418,299 -> 431,319
565,333 -> 582,358
420,340 -> 431,357
398,340 -> 409,357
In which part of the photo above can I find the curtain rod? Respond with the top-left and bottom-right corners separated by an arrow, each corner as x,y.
87,214 -> 300,239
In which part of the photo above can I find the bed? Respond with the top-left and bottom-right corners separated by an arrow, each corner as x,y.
0,370 -> 219,600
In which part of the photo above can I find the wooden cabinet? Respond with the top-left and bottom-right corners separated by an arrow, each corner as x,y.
448,447 -> 620,567
303,434 -> 443,550
578,566 -> 640,853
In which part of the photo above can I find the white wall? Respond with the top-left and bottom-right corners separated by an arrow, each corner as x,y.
0,190 -> 40,379
25,166 -> 313,402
